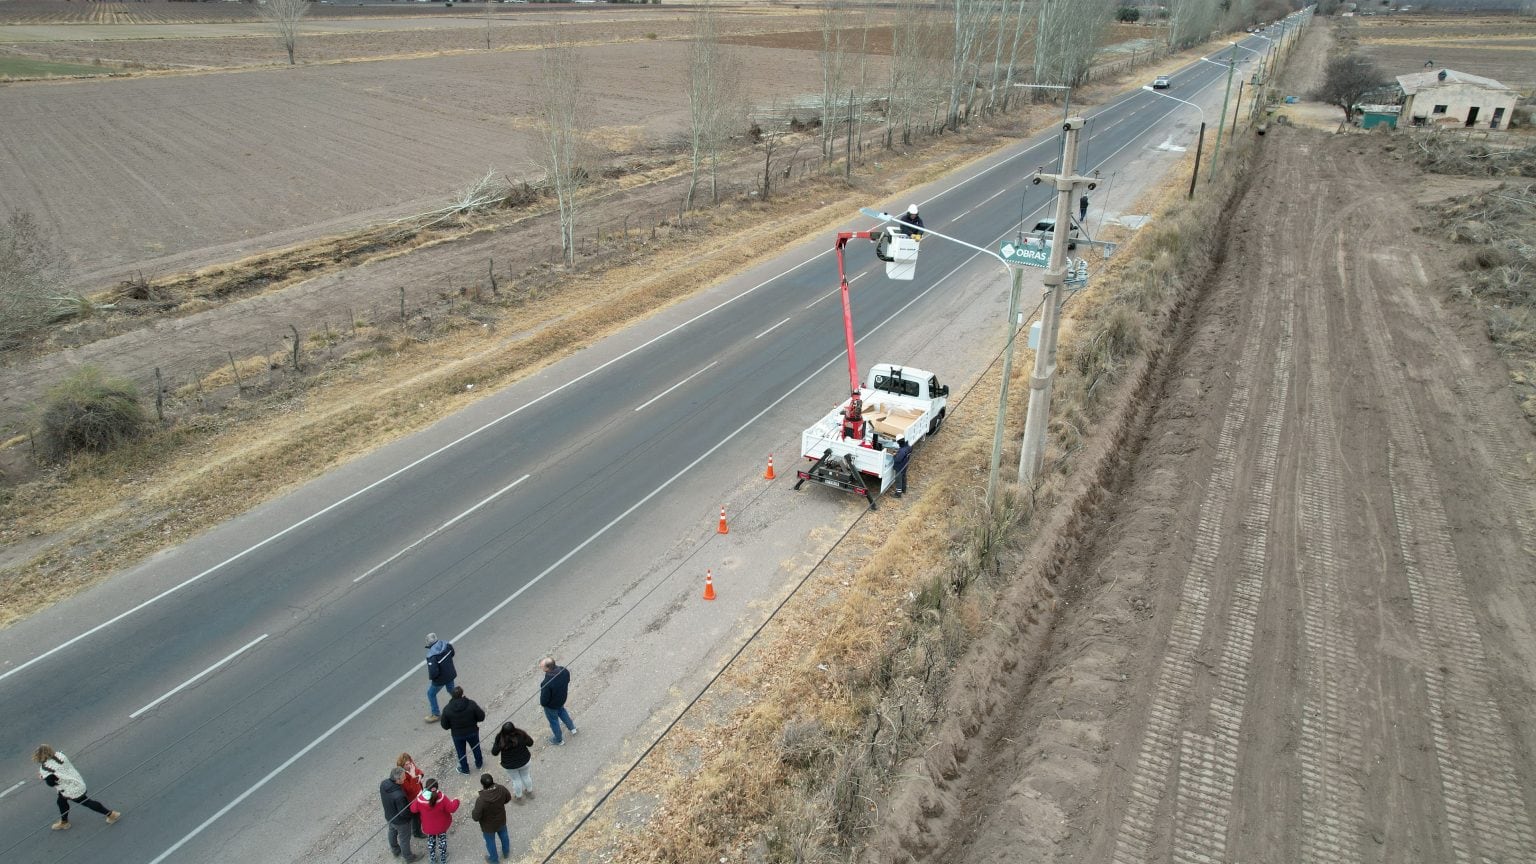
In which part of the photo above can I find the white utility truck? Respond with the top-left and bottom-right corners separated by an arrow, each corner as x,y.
793,223 -> 949,509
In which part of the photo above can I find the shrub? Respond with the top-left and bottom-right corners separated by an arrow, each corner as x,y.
38,366 -> 146,461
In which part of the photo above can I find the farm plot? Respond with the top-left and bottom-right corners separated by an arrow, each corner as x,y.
0,0 -> 466,26
1356,14 -> 1536,88
0,39 -> 842,288
1,8 -> 815,69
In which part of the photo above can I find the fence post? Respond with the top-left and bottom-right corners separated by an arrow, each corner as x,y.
228,351 -> 244,394
154,367 -> 164,423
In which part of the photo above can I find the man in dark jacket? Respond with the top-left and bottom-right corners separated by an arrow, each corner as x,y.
439,686 -> 486,775
538,657 -> 579,746
892,438 -> 912,497
471,773 -> 513,863
424,633 -> 457,723
380,767 -> 420,861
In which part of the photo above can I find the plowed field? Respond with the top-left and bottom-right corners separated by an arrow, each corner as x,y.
0,39 -> 837,286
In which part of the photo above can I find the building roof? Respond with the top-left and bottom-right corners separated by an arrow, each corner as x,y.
1358,104 -> 1402,114
1397,68 -> 1510,95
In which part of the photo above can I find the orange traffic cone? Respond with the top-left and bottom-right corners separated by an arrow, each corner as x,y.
717,505 -> 729,534
764,454 -> 776,480
703,569 -> 716,601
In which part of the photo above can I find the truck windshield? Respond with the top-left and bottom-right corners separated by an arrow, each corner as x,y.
873,373 -> 920,398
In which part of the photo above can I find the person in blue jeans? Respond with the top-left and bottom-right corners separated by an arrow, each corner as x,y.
471,773 -> 512,863
439,686 -> 486,775
538,657 -> 579,745
424,633 -> 457,723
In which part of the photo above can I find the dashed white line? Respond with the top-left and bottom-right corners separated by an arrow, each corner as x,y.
0,781 -> 25,800
352,474 -> 531,583
633,361 -> 719,412
130,634 -> 270,720
756,317 -> 792,339
145,216 -> 1003,864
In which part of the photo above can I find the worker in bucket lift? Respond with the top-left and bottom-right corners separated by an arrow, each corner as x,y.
898,204 -> 925,240
840,393 -> 865,441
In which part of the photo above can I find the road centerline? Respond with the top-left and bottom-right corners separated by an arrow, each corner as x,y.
633,361 -> 719,413
352,473 -> 532,583
755,318 -> 792,340
130,634 -> 270,720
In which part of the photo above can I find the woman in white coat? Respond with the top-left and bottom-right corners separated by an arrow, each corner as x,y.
33,745 -> 121,830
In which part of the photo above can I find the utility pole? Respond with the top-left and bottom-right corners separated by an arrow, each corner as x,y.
1212,42 -> 1238,172
1019,117 -> 1094,486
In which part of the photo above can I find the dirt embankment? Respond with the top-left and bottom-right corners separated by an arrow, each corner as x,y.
863,91 -> 1536,864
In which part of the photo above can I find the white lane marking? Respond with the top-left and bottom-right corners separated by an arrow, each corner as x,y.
11,67 -> 1212,692
632,362 -> 719,413
805,288 -> 837,309
956,183 -> 1015,220
351,474 -> 532,583
0,781 -> 24,800
0,248 -> 830,685
755,318 -> 792,340
130,634 -> 270,720
145,221 -> 1000,864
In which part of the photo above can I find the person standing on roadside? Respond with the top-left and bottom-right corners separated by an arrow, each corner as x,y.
32,745 -> 121,831
409,778 -> 459,864
439,686 -> 486,775
538,657 -> 579,746
380,767 -> 421,861
489,721 -> 536,803
395,753 -> 428,839
424,633 -> 458,723
892,437 -> 912,498
471,773 -> 513,863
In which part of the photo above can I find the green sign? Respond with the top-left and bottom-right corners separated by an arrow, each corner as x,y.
1000,240 -> 1050,268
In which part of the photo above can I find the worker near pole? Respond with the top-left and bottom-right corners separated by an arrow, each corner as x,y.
900,204 -> 925,240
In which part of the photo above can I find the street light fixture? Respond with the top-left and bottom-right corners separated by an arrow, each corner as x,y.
1142,85 -> 1207,199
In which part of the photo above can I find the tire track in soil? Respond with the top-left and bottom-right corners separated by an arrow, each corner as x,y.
1293,191 -> 1367,864
1109,211 -> 1283,864
1346,229 -> 1536,863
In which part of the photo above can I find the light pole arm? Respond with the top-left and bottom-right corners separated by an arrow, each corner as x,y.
859,208 -> 1012,277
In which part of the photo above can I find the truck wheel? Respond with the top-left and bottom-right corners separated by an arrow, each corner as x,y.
928,409 -> 945,436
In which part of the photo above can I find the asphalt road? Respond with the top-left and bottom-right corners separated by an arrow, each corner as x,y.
0,29 -> 1290,864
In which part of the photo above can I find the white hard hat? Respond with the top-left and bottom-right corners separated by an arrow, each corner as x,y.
907,204 -> 919,215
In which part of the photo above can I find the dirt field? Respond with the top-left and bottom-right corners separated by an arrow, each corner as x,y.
0,37 -> 843,288
1356,13 -> 1536,89
864,23 -> 1536,864
0,7 -> 811,69
0,0 -> 636,26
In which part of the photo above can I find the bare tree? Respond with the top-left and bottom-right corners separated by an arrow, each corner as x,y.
1034,0 -> 1109,89
685,9 -> 743,209
0,212 -> 77,349
1314,52 -> 1388,123
1167,0 -> 1220,50
258,0 -> 309,66
818,5 -> 855,160
534,29 -> 589,266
